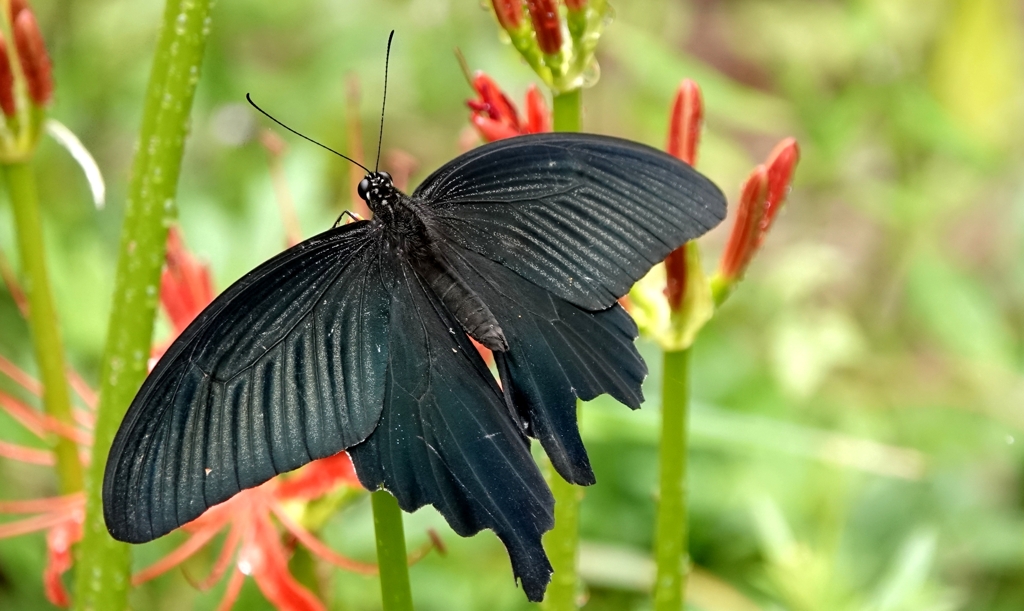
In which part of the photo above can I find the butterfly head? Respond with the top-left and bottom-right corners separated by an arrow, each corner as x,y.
357,171 -> 396,213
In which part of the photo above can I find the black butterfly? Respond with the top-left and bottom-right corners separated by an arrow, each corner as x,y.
103,34 -> 726,597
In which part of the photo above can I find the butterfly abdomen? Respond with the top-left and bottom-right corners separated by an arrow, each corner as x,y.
386,193 -> 508,353
412,249 -> 508,352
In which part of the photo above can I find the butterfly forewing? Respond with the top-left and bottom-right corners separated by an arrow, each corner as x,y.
103,221 -> 391,543
415,133 -> 727,310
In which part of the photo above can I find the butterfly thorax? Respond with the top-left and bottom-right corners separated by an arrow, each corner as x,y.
360,172 -> 508,353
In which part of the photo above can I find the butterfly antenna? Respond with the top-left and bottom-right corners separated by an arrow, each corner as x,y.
246,93 -> 370,173
375,30 -> 395,172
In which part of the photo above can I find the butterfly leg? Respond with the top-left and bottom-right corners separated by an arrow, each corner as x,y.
332,210 -> 365,228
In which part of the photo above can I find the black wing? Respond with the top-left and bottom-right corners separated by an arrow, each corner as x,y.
104,221 -> 392,543
348,257 -> 554,602
414,132 -> 727,310
444,244 -> 646,485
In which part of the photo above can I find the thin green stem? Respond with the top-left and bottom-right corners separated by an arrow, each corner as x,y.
73,1 -> 214,609
5,161 -> 83,494
552,88 -> 582,133
653,348 -> 692,611
372,490 -> 414,611
541,88 -> 584,611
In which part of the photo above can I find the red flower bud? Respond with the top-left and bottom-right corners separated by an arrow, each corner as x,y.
719,166 -> 769,280
565,0 -> 587,10
717,138 -> 799,282
0,34 -> 16,117
13,9 -> 52,106
8,0 -> 27,23
664,247 -> 688,312
491,0 -> 524,31
526,0 -> 562,54
759,138 -> 799,245
666,79 -> 703,167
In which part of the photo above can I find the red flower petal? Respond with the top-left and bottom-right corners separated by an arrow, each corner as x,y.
161,227 -> 215,335
43,510 -> 83,608
471,72 -> 521,130
275,452 -> 361,502
243,517 -> 325,611
471,114 -> 521,142
524,85 -> 551,134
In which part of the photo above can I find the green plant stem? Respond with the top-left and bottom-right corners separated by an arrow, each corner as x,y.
653,348 -> 692,611
542,88 -> 583,611
552,88 -> 582,132
5,162 -> 83,494
73,1 -> 214,609
542,420 -> 583,611
372,490 -> 414,611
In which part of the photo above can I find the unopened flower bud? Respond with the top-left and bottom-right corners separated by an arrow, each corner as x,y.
666,79 -> 703,167
0,34 -> 15,117
526,0 -> 562,54
491,0 -> 524,31
8,0 -> 27,23
13,9 -> 53,106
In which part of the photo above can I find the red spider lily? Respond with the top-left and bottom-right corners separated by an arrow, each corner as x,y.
1,229 -> 378,609
718,138 -> 800,282
134,452 -> 373,611
467,72 -> 550,142
664,80 -> 704,312
0,353 -> 92,606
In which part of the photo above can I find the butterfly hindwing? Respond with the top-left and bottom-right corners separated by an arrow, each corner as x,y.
103,221 -> 392,543
348,257 -> 555,602
415,132 -> 727,310
444,244 -> 646,485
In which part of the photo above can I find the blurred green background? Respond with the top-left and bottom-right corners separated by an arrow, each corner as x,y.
1,0 -> 1023,609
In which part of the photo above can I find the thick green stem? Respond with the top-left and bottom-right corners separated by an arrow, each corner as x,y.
542,87 -> 584,611
73,1 -> 214,609
653,348 -> 692,610
372,491 -> 414,611
5,162 -> 83,494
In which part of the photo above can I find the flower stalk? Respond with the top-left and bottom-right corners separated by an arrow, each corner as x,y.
5,161 -> 82,494
372,490 -> 415,611
541,87 -> 583,611
654,80 -> 705,611
73,0 -> 215,609
0,0 -> 80,496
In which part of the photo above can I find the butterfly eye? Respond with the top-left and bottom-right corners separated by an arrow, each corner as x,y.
379,171 -> 392,184
357,178 -> 371,200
